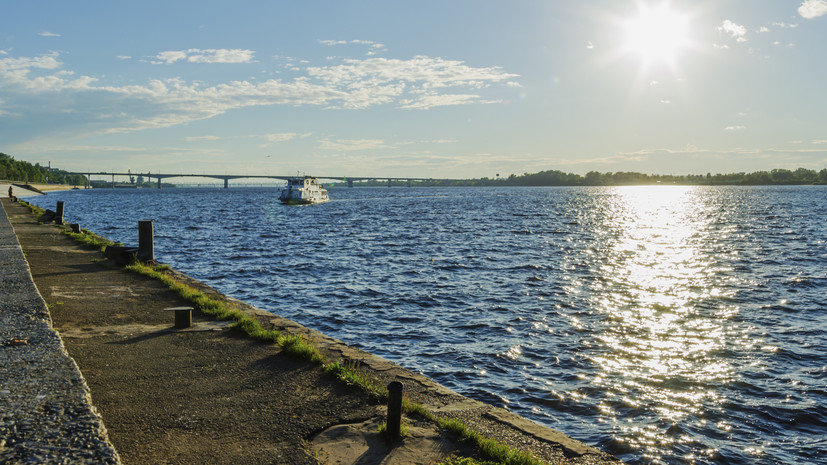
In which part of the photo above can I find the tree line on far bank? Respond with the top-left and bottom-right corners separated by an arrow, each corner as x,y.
364,167 -> 827,187
1,153 -> 87,186
489,167 -> 827,186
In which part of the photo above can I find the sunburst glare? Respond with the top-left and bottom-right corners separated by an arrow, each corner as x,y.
622,2 -> 692,70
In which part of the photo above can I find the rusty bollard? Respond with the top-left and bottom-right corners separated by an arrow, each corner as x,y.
387,381 -> 403,441
70,223 -> 81,234
137,220 -> 154,262
55,201 -> 65,225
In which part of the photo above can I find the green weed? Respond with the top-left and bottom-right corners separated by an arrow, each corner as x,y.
377,419 -> 409,441
61,229 -> 120,252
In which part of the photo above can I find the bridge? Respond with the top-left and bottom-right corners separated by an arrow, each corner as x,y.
65,172 -> 472,189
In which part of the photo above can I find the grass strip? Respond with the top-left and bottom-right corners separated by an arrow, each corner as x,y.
437,419 -> 543,465
124,262 -> 325,364
18,199 -> 45,216
406,401 -> 544,465
60,229 -> 120,251
325,362 -> 387,400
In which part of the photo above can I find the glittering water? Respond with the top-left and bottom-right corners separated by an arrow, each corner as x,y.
29,185 -> 827,464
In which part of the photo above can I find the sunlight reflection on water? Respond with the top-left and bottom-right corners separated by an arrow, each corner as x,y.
575,187 -> 744,462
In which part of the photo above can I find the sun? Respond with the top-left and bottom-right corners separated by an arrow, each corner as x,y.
623,3 -> 690,67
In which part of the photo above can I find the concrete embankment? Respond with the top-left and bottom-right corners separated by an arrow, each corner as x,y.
2,182 -> 78,199
1,197 -> 624,464
0,199 -> 120,463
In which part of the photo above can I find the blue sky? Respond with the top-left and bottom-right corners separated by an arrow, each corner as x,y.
2,0 -> 826,179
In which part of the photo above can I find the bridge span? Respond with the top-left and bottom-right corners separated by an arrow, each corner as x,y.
66,172 -> 471,189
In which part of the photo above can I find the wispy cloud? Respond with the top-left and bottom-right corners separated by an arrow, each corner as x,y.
38,31 -> 61,37
263,133 -> 299,143
318,138 -> 393,151
0,50 -> 518,145
318,39 -> 387,56
772,22 -> 799,29
725,125 -> 747,131
151,48 -> 255,64
307,56 -> 517,109
399,93 -> 482,110
259,132 -> 312,147
799,0 -> 827,19
718,20 -> 748,42
184,135 -> 221,141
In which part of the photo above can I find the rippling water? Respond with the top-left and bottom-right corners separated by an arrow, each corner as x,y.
29,185 -> 827,464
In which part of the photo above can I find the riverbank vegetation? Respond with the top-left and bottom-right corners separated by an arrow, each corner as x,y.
1,152 -> 88,186
350,167 -> 827,187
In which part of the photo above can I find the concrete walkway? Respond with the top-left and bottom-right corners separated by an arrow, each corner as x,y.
0,199 -> 121,463
1,183 -> 41,199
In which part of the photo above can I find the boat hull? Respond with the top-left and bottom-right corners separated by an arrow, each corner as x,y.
279,197 -> 328,205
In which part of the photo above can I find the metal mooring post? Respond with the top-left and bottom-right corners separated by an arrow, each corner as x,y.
165,306 -> 193,329
55,201 -> 65,225
387,381 -> 403,441
137,220 -> 154,262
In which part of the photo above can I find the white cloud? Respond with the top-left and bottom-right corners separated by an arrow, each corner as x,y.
153,50 -> 187,64
307,56 -> 518,109
0,51 -> 65,87
398,93 -> 482,110
38,31 -> 61,37
719,20 -> 748,42
320,39 -> 387,56
263,133 -> 298,143
0,50 -> 518,144
152,48 -> 255,64
319,40 -> 347,46
184,135 -> 221,141
318,138 -> 392,151
116,55 -> 131,60
799,0 -> 827,18
725,125 -> 747,131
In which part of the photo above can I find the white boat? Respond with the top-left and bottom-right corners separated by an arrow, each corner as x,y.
279,176 -> 330,204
